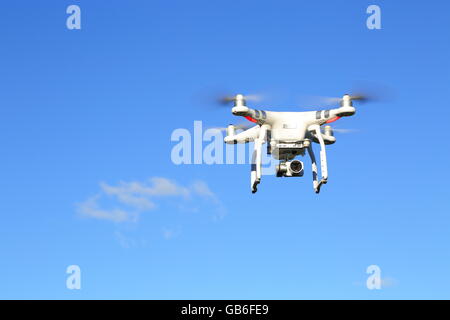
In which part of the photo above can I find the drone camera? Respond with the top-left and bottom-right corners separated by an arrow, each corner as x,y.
289,160 -> 303,175
276,160 -> 304,177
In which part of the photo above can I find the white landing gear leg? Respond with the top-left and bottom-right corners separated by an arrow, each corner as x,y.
309,125 -> 329,194
251,125 -> 268,193
307,145 -> 320,193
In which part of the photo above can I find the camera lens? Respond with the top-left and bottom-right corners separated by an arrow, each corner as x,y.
289,160 -> 303,174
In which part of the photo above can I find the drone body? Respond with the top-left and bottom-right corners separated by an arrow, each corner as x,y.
222,94 -> 359,193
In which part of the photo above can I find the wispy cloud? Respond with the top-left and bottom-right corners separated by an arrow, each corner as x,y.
77,195 -> 135,223
191,180 -> 218,201
77,177 -> 223,223
114,231 -> 148,249
115,231 -> 136,248
101,177 -> 190,199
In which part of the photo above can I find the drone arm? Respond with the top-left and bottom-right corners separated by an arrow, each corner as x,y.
224,125 -> 260,144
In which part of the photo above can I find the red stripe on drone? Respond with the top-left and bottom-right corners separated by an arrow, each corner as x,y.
245,116 -> 258,123
326,116 -> 341,124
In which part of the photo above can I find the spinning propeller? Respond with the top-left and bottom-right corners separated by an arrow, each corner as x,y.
216,93 -> 264,106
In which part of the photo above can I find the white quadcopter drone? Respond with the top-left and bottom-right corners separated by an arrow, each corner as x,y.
220,93 -> 369,194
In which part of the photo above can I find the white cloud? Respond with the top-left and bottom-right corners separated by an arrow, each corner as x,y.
100,177 -> 190,199
77,177 -> 223,223
114,231 -> 148,248
100,182 -> 156,211
77,195 -> 135,223
114,231 -> 137,248
191,180 -> 217,201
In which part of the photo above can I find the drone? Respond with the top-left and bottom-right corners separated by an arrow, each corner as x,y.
219,93 -> 370,194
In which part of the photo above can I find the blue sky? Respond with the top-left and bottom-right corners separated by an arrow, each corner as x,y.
0,0 -> 449,299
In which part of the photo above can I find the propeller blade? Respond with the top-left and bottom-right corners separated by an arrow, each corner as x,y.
216,93 -> 264,106
300,83 -> 393,108
303,94 -> 372,108
331,128 -> 359,134
217,96 -> 236,106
